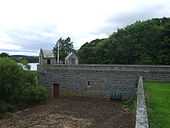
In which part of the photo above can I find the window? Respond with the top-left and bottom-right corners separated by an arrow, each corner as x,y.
47,59 -> 51,64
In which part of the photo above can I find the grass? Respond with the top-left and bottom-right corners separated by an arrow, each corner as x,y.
144,81 -> 170,128
121,97 -> 136,112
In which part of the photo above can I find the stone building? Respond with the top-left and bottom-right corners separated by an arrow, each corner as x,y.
39,49 -> 79,65
65,52 -> 79,64
37,64 -> 170,100
39,49 -> 56,65
38,49 -> 170,100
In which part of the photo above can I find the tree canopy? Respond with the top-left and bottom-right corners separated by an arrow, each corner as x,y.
53,37 -> 75,63
78,17 -> 170,65
0,53 -> 9,58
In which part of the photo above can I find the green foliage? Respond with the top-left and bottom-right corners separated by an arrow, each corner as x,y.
21,85 -> 48,104
78,17 -> 170,64
0,58 -> 23,103
145,81 -> 170,128
0,101 -> 15,113
19,58 -> 31,70
53,37 -> 75,62
20,58 -> 28,65
0,57 -> 48,113
0,53 -> 9,58
121,97 -> 136,112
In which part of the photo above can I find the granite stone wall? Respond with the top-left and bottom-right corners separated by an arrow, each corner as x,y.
37,64 -> 170,99
135,76 -> 149,128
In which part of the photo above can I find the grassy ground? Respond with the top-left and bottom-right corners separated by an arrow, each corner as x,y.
144,81 -> 170,128
121,97 -> 136,113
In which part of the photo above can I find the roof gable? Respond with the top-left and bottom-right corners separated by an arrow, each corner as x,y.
65,52 -> 77,60
40,49 -> 55,58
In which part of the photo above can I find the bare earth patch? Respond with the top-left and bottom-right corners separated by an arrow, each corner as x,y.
0,97 -> 135,128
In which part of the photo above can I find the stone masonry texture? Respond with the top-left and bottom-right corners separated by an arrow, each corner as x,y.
135,76 -> 149,128
37,64 -> 170,99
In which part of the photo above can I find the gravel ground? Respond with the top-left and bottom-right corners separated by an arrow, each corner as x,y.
0,97 -> 135,128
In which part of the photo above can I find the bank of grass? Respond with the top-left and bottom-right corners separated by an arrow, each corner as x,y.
121,97 -> 136,112
144,81 -> 170,128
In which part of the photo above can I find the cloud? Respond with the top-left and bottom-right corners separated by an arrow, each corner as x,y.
0,23 -> 58,55
96,1 -> 170,34
0,41 -> 22,50
0,0 -> 170,55
0,49 -> 38,56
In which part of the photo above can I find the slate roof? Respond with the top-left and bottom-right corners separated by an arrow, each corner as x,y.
65,52 -> 77,60
40,49 -> 55,58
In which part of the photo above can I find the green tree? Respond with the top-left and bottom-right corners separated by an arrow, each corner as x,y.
78,17 -> 170,65
0,52 -> 9,58
78,39 -> 106,64
53,37 -> 74,63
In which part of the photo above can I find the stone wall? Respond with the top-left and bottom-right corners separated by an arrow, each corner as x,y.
135,76 -> 149,128
37,64 -> 170,99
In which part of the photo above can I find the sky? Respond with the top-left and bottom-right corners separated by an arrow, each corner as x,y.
0,0 -> 170,56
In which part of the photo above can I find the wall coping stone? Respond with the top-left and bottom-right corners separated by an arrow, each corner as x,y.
38,64 -> 170,72
38,64 -> 170,68
135,76 -> 149,128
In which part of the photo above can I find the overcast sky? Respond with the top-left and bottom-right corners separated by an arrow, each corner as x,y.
0,0 -> 170,56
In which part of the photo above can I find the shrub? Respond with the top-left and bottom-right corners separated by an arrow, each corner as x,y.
0,57 -> 48,113
0,58 -> 24,102
0,101 -> 15,113
21,85 -> 48,104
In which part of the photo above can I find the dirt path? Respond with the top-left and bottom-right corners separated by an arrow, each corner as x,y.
0,97 -> 135,128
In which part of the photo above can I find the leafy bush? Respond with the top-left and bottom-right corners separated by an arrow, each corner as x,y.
21,85 -> 48,104
0,58 -> 23,103
0,101 -> 15,113
0,57 -> 48,113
